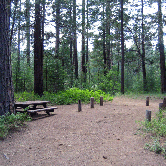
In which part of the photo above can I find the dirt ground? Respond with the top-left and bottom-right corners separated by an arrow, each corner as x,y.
1,96 -> 166,166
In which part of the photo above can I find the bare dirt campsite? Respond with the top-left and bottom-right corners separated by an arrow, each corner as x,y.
1,96 -> 166,166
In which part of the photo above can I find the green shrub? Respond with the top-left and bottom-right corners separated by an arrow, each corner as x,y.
15,91 -> 40,101
0,113 -> 31,139
15,88 -> 113,105
138,108 -> 166,158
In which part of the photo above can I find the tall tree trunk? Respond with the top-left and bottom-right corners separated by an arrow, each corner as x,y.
103,4 -> 106,75
86,0 -> 89,82
0,0 -> 14,115
158,0 -> 166,93
34,0 -> 43,96
25,0 -> 31,65
82,0 -> 86,83
73,0 -> 78,79
141,0 -> 147,91
69,1 -> 73,87
121,0 -> 124,94
106,0 -> 111,70
55,0 -> 60,58
10,0 -> 18,46
16,0 -> 21,92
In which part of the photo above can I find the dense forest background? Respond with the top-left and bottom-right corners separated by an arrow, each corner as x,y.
10,0 -> 166,95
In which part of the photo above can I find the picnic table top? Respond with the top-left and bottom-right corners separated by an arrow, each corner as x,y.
15,101 -> 50,106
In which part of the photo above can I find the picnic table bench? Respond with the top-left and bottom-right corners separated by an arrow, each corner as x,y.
14,101 -> 57,115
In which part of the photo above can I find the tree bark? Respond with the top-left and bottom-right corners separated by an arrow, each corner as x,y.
34,0 -> 43,96
106,0 -> 111,70
102,4 -> 106,75
55,0 -> 60,58
73,0 -> 78,79
25,0 -> 31,65
121,0 -> 124,94
0,0 -> 14,115
16,0 -> 21,92
82,0 -> 86,83
141,0 -> 147,92
158,0 -> 166,93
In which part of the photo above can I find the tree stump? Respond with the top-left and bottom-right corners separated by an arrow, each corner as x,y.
78,100 -> 82,112
90,97 -> 94,108
146,97 -> 149,106
146,110 -> 151,122
100,96 -> 103,106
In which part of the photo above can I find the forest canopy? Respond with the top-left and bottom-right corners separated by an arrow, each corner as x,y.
9,0 -> 166,95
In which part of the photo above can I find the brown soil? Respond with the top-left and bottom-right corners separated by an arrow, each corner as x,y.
1,96 -> 166,166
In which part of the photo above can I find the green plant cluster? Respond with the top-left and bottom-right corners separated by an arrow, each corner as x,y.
15,91 -> 40,101
145,138 -> 166,157
138,108 -> 166,158
41,88 -> 113,105
140,110 -> 166,137
0,113 -> 31,138
15,88 -> 113,105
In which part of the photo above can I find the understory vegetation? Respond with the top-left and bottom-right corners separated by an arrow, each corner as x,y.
0,113 -> 31,139
15,88 -> 113,105
138,108 -> 166,158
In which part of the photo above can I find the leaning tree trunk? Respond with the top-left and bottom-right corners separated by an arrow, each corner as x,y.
0,0 -> 14,115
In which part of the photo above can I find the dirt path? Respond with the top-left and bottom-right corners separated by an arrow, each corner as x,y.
1,96 -> 166,166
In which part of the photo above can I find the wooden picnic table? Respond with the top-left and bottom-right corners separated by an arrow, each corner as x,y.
14,101 -> 57,115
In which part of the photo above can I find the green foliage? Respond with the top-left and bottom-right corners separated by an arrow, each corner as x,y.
145,138 -> 166,157
11,52 -> 34,92
15,91 -> 40,101
138,109 -> 166,137
0,113 -> 31,138
98,69 -> 120,94
138,108 -> 166,158
15,88 -> 113,105
43,53 -> 67,92
41,88 -> 113,105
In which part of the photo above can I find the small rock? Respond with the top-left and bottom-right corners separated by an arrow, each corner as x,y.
103,156 -> 107,159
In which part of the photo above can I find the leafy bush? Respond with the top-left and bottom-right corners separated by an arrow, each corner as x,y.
0,113 -> 31,138
144,138 -> 166,156
138,108 -> 166,158
15,88 -> 113,105
97,69 -> 120,94
42,88 -> 113,105
139,109 -> 166,137
15,91 -> 40,101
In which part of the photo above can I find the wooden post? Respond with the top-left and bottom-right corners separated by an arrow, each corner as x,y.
146,110 -> 151,122
90,97 -> 94,108
163,98 -> 166,105
100,96 -> 103,106
163,98 -> 166,108
78,100 -> 82,112
146,97 -> 149,106
159,103 -> 163,112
